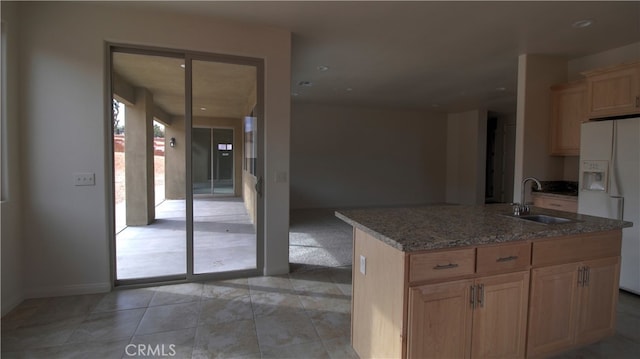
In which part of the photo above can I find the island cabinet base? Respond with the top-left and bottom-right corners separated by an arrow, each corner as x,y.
350,228 -> 623,359
352,228 -> 407,359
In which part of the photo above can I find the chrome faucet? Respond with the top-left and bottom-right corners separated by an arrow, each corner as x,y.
514,177 -> 542,216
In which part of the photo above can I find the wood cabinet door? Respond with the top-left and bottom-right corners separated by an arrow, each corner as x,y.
408,279 -> 474,359
576,257 -> 620,345
471,271 -> 529,359
586,63 -> 640,118
526,263 -> 580,358
550,82 -> 585,156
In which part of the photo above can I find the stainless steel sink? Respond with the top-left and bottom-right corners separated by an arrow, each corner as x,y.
504,214 -> 575,225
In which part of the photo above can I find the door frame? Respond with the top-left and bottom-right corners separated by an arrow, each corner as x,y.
105,42 -> 265,288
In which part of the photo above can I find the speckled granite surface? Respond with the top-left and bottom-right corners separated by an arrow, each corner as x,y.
335,204 -> 632,252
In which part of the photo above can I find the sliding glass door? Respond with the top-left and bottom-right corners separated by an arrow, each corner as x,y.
190,58 -> 258,275
110,46 -> 263,285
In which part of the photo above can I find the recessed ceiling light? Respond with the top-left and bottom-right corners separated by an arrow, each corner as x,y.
317,65 -> 330,72
298,81 -> 313,87
180,64 -> 185,69
200,107 -> 207,111
572,19 -> 594,28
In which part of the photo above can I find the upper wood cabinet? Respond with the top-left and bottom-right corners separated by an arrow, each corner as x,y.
583,62 -> 640,119
550,81 -> 586,156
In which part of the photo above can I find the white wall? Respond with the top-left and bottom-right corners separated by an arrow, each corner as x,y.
1,1 -> 24,315
290,103 -> 447,209
14,1 -> 291,299
514,54 -> 567,202
446,110 -> 488,205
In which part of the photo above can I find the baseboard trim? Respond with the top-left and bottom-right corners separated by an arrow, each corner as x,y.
24,282 -> 112,299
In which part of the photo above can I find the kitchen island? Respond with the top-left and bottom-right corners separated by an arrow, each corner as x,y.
336,204 -> 632,359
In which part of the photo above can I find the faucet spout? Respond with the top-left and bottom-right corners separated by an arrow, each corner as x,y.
516,177 -> 542,215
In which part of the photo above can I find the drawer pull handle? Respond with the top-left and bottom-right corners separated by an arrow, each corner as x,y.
496,255 -> 518,262
550,203 -> 562,207
433,263 -> 459,270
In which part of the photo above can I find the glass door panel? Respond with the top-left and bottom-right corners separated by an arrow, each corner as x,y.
190,59 -> 258,275
112,51 -> 187,281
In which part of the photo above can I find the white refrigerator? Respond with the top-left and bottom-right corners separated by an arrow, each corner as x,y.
578,118 -> 639,294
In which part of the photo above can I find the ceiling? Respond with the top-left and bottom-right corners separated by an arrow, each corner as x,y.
112,52 -> 256,119
109,1 -> 640,115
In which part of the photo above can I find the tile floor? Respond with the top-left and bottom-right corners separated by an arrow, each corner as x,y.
1,267 -> 357,358
2,209 -> 640,358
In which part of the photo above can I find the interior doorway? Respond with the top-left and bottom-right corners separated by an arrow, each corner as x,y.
485,112 -> 516,204
193,128 -> 235,196
109,45 -> 263,285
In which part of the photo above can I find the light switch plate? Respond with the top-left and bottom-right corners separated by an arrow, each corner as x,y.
74,172 -> 95,186
360,255 -> 366,275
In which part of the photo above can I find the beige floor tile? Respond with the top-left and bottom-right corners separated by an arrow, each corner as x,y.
1,315 -> 85,352
192,319 -> 260,359
136,302 -> 200,335
198,295 -> 253,326
297,291 -> 351,314
1,298 -> 48,331
93,288 -> 156,312
307,310 -> 351,341
202,278 -> 250,300
254,310 -> 320,348
130,327 -> 196,359
27,294 -> 103,327
248,275 -> 294,292
15,338 -> 129,359
250,291 -> 305,318
322,336 -> 359,359
67,308 -> 145,343
149,283 -> 203,307
261,340 -> 330,359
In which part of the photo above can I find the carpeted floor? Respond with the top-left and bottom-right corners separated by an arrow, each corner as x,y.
289,209 -> 353,272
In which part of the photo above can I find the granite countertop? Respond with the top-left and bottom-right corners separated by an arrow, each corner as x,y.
335,203 -> 632,253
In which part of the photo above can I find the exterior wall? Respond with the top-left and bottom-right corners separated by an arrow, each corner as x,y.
290,103 -> 447,209
445,110 -> 488,205
165,116 -> 243,199
125,87 -> 155,225
164,116 -> 186,200
1,1 -> 24,315
243,171 -> 257,225
193,117 -> 243,197
16,1 -> 291,298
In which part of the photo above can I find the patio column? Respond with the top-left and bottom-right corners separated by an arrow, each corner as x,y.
125,87 -> 155,225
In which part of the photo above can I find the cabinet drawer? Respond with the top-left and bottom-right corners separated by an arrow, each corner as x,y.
532,230 -> 621,267
476,242 -> 531,275
410,248 -> 475,283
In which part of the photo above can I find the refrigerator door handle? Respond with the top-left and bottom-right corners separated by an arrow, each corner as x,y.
610,195 -> 625,220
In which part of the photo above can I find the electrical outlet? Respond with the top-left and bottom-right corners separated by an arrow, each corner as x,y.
74,172 -> 95,186
360,255 -> 366,275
